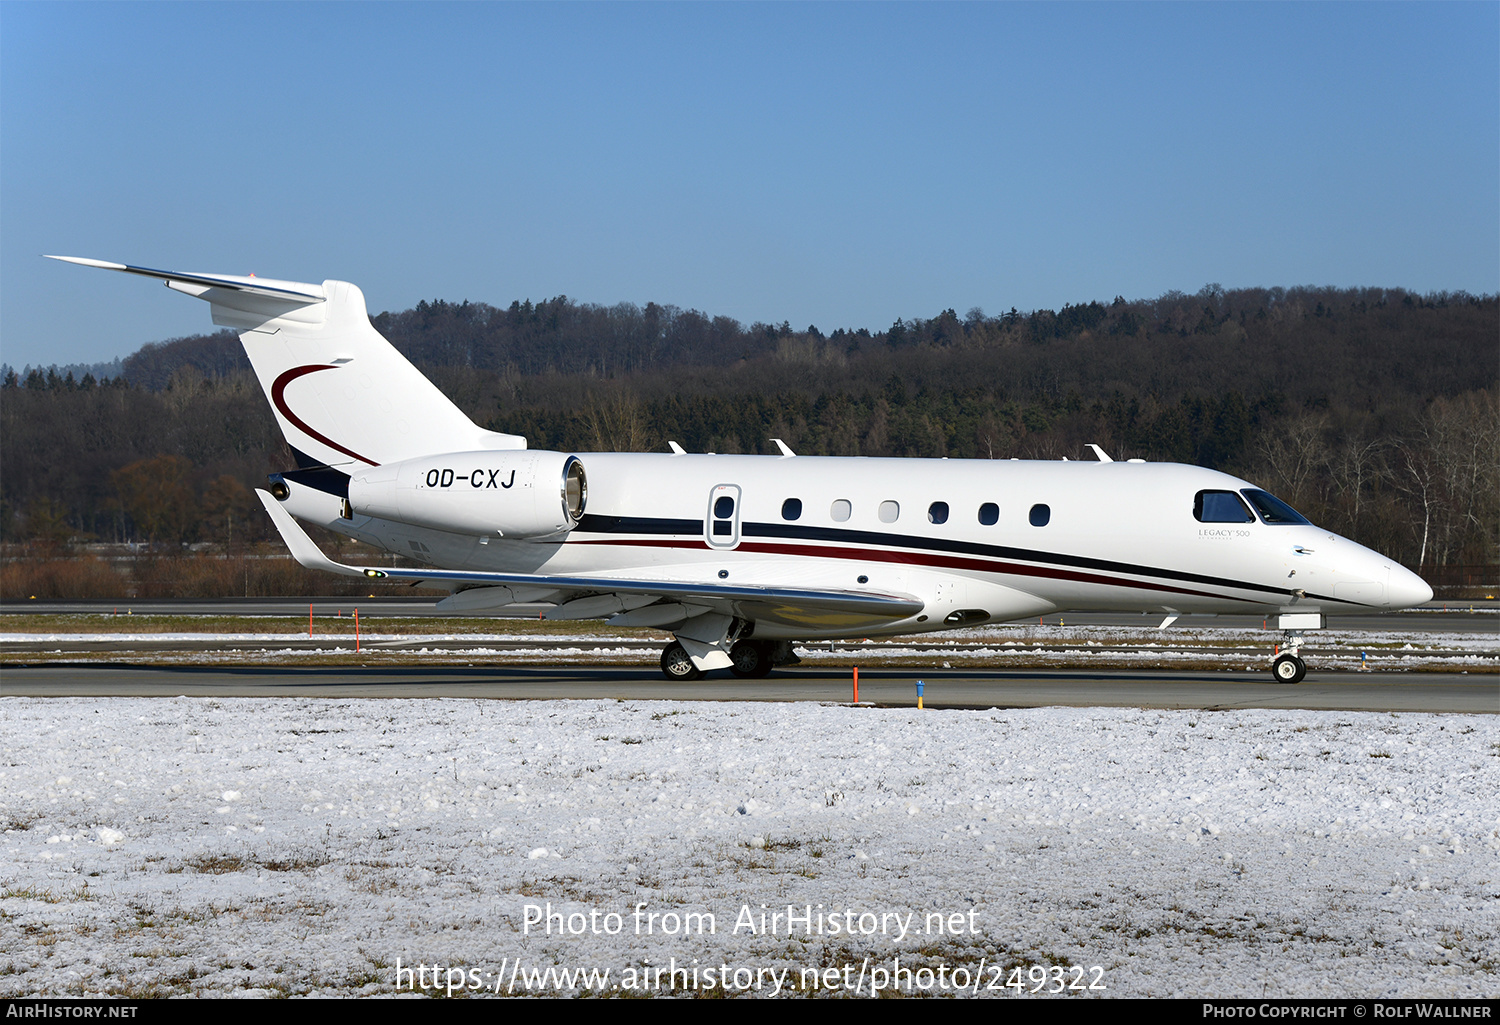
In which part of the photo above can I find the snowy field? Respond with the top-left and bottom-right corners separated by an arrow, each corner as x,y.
1,697 -> 1496,998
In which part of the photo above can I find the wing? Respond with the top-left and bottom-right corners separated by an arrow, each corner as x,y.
257,490 -> 923,631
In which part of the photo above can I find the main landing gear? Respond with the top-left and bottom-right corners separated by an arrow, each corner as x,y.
659,639 -> 782,680
660,642 -> 700,680
728,640 -> 775,678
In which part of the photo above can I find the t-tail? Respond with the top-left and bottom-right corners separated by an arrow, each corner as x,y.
45,256 -> 525,470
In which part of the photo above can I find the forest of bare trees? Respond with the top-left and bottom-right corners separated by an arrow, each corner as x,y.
2,283 -> 1495,598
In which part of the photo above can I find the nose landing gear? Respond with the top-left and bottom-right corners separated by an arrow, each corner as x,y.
1268,612 -> 1322,684
1272,646 -> 1306,684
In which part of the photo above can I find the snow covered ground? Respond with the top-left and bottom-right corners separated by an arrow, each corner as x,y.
2,697 -> 1496,998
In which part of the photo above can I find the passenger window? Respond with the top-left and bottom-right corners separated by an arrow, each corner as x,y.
781,498 -> 802,521
714,495 -> 735,518
1195,490 -> 1254,523
978,502 -> 999,526
879,500 -> 899,523
831,499 -> 851,522
1029,504 -> 1050,526
928,501 -> 949,524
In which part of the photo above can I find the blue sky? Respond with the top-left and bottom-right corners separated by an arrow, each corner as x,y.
3,1 -> 1496,369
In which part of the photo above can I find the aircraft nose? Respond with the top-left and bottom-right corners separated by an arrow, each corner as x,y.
1386,565 -> 1433,609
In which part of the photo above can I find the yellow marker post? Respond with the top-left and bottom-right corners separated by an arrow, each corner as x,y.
916,679 -> 925,710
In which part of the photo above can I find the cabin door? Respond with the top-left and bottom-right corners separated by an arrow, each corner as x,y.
704,484 -> 742,550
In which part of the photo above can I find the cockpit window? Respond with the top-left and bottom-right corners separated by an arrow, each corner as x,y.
1241,489 -> 1310,525
1195,490 -> 1255,523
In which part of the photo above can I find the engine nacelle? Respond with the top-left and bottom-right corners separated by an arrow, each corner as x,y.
348,451 -> 586,539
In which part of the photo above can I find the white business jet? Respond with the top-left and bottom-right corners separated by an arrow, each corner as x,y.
49,257 -> 1432,683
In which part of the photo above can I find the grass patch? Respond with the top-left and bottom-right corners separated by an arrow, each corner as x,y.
2,883 -> 93,903
174,851 -> 331,875
184,854 -> 249,874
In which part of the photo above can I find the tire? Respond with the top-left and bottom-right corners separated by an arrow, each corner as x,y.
1272,654 -> 1306,684
660,642 -> 701,681
729,641 -> 773,678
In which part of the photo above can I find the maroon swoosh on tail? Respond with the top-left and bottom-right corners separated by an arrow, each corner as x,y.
270,365 -> 378,466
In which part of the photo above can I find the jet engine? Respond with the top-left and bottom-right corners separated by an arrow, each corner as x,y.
348,451 -> 586,539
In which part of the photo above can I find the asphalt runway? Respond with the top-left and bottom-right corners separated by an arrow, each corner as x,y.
6,596 -> 1499,634
3,663 -> 1494,713
3,598 -> 1494,712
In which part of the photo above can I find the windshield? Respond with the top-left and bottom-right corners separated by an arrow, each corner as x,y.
1195,490 -> 1255,523
1240,489 -> 1310,525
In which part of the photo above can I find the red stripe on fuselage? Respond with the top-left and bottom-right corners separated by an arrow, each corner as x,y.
568,537 -> 1259,604
270,365 -> 379,467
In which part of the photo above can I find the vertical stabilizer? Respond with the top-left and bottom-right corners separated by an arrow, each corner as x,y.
232,277 -> 525,468
46,256 -> 527,467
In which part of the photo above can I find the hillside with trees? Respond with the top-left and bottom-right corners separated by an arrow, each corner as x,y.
2,284 -> 1495,597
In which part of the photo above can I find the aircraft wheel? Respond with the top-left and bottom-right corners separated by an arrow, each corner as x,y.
729,641 -> 773,678
1271,654 -> 1306,684
661,642 -> 702,681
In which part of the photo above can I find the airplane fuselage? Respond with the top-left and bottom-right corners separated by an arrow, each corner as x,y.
287,452 -> 1428,640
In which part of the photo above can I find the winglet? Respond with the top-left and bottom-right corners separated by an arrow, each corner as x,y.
1087,443 -> 1113,463
255,489 -> 373,579
770,438 -> 796,457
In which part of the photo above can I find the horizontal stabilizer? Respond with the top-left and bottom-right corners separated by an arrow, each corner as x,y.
45,255 -> 325,303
